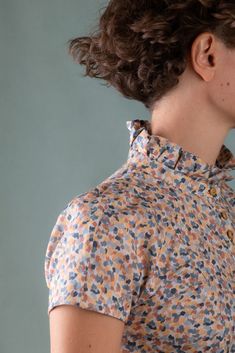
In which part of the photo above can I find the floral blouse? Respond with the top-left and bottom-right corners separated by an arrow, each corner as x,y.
44,119 -> 235,352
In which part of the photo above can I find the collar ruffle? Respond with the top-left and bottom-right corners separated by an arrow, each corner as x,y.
126,119 -> 235,184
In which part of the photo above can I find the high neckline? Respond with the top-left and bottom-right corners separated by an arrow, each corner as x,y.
126,119 -> 235,186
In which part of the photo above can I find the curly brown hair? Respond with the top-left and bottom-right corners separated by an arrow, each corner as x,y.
66,0 -> 235,113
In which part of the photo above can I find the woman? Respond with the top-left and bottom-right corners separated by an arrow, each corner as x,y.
44,1 -> 235,352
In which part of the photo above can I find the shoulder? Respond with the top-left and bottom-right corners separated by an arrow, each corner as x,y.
45,173 -> 144,321
67,175 -> 168,221
59,164 -> 174,245
47,164 -> 169,260
46,171 -> 143,272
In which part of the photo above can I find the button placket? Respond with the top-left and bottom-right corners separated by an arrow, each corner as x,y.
208,186 -> 218,197
220,211 -> 228,220
219,214 -> 234,246
218,210 -> 234,245
207,185 -> 222,203
207,186 -> 234,246
226,229 -> 234,244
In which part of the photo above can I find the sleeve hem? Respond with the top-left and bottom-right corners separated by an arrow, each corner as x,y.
47,300 -> 129,323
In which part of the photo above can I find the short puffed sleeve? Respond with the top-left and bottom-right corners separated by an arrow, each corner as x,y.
44,196 -> 140,323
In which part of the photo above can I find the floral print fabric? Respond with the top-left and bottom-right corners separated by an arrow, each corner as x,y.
44,119 -> 235,352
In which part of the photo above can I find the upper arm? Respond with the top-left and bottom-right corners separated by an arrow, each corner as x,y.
49,304 -> 124,353
45,197 -> 141,351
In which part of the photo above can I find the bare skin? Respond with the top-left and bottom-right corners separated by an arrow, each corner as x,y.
151,32 -> 235,167
49,305 -> 124,353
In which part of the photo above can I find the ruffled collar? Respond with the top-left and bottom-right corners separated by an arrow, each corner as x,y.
126,119 -> 235,186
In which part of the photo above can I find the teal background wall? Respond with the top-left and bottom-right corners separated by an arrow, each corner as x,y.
1,1 -> 234,353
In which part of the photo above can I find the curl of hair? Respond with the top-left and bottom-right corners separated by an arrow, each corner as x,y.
67,0 -> 235,112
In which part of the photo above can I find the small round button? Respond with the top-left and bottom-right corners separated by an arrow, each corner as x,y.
226,230 -> 233,242
209,187 -> 217,196
220,211 -> 228,220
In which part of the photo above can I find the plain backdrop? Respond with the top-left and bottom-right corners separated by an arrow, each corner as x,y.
0,1 -> 234,353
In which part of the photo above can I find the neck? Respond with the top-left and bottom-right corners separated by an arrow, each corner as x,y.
150,92 -> 231,167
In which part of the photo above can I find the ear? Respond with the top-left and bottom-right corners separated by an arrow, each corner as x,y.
190,32 -> 217,82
